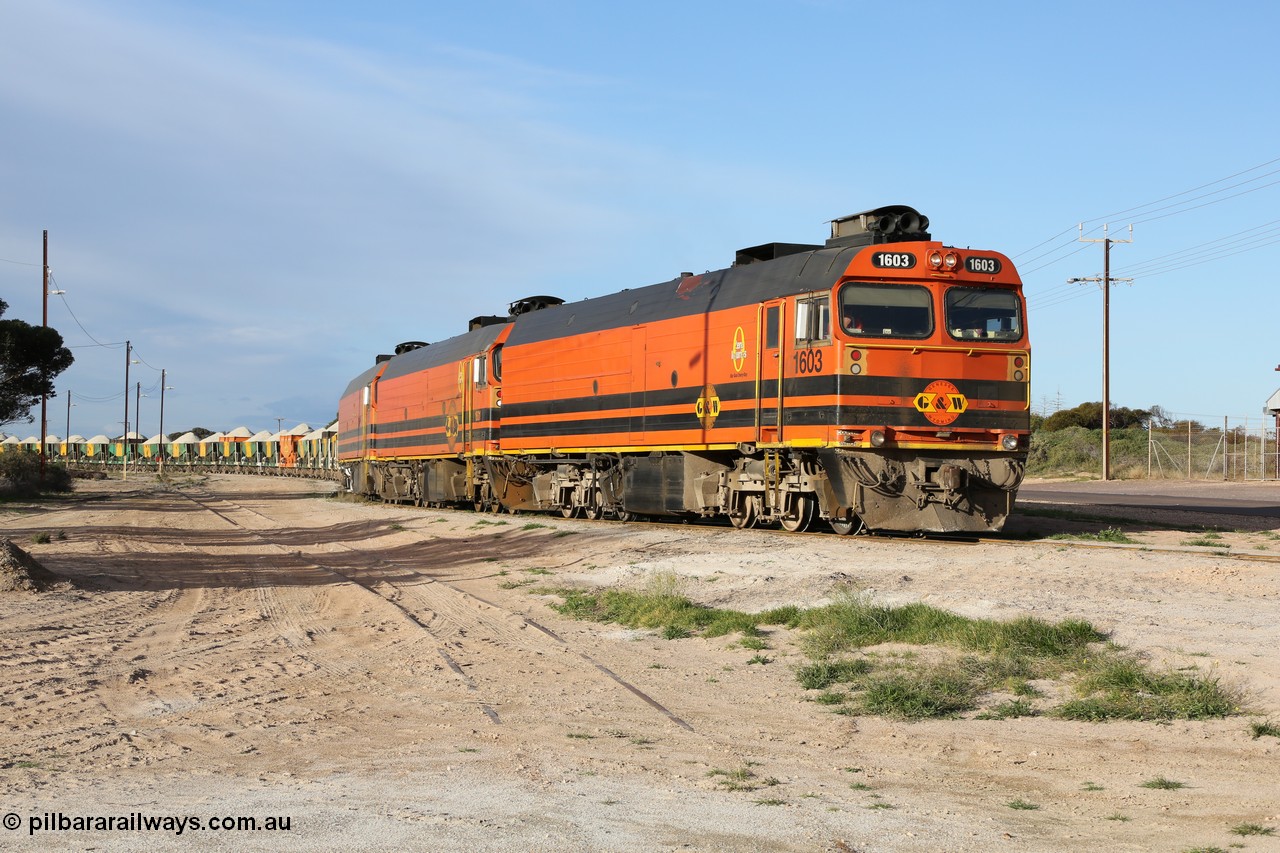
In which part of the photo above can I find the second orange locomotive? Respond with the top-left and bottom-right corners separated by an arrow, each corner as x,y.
338,205 -> 1029,534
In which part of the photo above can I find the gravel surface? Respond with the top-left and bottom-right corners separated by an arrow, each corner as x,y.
0,474 -> 1277,852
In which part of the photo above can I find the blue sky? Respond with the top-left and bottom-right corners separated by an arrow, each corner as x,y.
1,0 -> 1277,438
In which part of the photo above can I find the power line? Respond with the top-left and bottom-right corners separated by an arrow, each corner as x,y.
1029,288 -> 1099,311
1117,219 -> 1280,270
1013,155 -> 1280,266
1082,157 -> 1280,225
1029,217 -> 1280,308
1127,176 -> 1280,226
1115,231 -> 1280,279
45,274 -> 129,350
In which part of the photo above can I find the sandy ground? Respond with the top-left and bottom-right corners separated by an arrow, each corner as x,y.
0,474 -> 1277,852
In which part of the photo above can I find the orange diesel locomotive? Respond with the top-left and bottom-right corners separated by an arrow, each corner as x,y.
338,206 -> 1029,534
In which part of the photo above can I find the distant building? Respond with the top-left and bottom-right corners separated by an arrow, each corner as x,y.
1266,388 -> 1280,419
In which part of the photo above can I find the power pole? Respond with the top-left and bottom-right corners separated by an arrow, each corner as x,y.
158,369 -> 171,474
1069,223 -> 1133,481
39,231 -> 48,484
123,340 -> 131,480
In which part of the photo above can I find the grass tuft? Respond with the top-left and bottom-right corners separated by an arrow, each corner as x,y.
1228,823 -> 1275,837
707,766 -> 758,792
550,574 -> 792,639
1140,776 -> 1187,790
1047,526 -> 1137,544
857,666 -> 976,719
1248,719 -> 1280,739
976,699 -> 1036,720
796,658 -> 873,690
797,590 -> 1103,659
1056,657 -> 1239,721
1006,798 -> 1040,810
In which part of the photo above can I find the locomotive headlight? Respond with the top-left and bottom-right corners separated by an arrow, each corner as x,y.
943,252 -> 959,270
869,429 -> 887,448
928,251 -> 943,269
1013,370 -> 1025,382
1001,434 -> 1020,451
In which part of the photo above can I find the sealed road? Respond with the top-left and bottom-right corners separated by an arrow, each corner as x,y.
1019,478 -> 1280,520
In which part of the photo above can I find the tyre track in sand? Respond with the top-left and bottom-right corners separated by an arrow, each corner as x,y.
173,488 -> 503,726
179,488 -> 693,732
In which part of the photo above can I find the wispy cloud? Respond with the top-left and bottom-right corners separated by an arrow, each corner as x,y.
0,1 -> 674,431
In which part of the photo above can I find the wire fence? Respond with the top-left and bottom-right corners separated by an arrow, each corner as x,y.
1146,416 -> 1279,480
1028,412 -> 1280,480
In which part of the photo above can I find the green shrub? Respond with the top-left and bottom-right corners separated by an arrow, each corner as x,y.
0,453 -> 74,497
1027,426 -> 1153,478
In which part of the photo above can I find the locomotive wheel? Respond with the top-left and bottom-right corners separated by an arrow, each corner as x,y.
559,504 -> 582,519
583,490 -> 603,520
829,515 -> 865,536
729,495 -> 758,529
779,494 -> 815,533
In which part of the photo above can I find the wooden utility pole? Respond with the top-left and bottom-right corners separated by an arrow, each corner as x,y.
1069,223 -> 1133,481
123,340 -> 131,480
159,369 -> 169,473
39,231 -> 48,483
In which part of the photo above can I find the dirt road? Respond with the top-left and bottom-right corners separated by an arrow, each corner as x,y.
0,475 -> 1276,851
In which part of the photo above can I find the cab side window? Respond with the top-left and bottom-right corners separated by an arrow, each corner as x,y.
794,296 -> 831,343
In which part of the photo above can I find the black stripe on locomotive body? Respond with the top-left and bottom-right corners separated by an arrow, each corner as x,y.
498,374 -> 1028,438
484,404 -> 1022,441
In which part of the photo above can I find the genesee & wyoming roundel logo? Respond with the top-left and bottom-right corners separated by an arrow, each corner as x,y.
913,380 -> 968,426
731,326 -> 748,373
